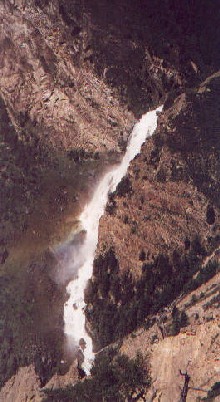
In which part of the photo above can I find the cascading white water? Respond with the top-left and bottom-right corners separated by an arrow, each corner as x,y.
64,106 -> 162,372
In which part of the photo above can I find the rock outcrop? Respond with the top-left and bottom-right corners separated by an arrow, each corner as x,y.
0,0 -> 133,153
0,365 -> 41,402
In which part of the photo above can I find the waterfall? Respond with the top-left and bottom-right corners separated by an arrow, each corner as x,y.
64,106 -> 162,373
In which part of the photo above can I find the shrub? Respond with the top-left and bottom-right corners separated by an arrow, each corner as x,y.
184,238 -> 191,250
180,311 -> 189,327
206,205 -> 215,225
183,261 -> 219,293
131,224 -> 137,234
168,307 -> 189,336
67,148 -> 85,162
201,382 -> 220,400
139,250 -> 146,261
87,248 -> 219,349
207,382 -> 220,398
123,214 -> 129,224
43,350 -> 150,402
116,176 -> 132,197
191,235 -> 206,257
190,294 -> 197,305
106,199 -> 117,215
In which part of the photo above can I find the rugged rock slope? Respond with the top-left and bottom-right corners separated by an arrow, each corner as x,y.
0,0 -> 133,389
84,73 -> 220,400
0,0 -> 220,400
2,74 -> 219,401
58,0 -> 220,115
121,270 -> 220,401
86,73 -> 220,350
0,0 -> 132,153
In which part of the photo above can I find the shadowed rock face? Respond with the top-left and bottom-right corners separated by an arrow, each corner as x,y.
11,0 -> 219,117
2,0 -> 219,120
58,0 -> 220,115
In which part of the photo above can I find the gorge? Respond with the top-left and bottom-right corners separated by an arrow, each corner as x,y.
63,106 -> 162,371
0,0 -> 219,401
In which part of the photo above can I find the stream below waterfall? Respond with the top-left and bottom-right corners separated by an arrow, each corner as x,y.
63,106 -> 162,373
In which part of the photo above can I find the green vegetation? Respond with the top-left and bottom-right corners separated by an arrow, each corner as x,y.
190,294 -> 198,305
43,349 -> 150,402
183,260 -> 219,293
86,245 -> 219,348
106,193 -> 117,215
105,176 -> 133,216
115,175 -> 132,197
207,382 -> 220,399
199,382 -> 220,400
139,250 -> 146,261
168,306 -> 189,336
203,293 -> 220,311
206,205 -> 216,225
67,148 -> 100,163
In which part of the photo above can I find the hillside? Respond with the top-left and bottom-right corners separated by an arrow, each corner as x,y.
0,0 -> 219,401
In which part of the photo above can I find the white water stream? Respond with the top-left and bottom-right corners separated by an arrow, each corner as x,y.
64,106 -> 162,372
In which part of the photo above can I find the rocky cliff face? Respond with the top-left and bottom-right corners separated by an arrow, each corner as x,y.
0,0 -> 133,153
86,73 -> 220,350
0,0 -> 133,388
0,0 -> 220,400
58,0 -> 220,115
